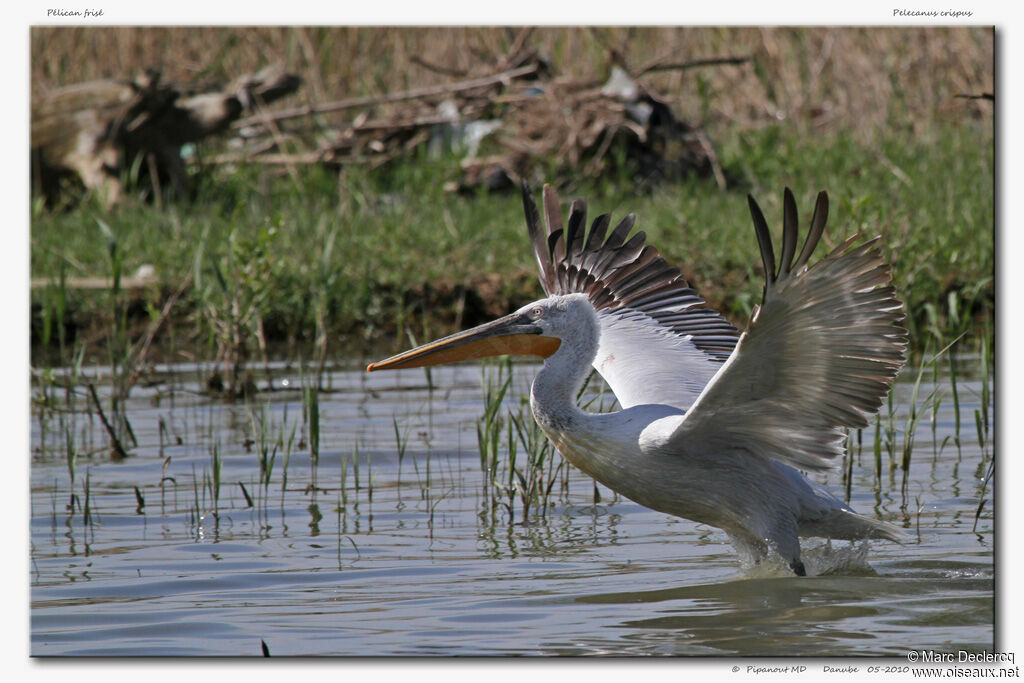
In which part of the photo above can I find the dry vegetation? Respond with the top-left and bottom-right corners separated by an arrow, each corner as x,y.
31,26 -> 992,141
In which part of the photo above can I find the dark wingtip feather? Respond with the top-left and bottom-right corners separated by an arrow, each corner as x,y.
542,184 -> 561,235
795,190 -> 829,271
748,194 -> 777,287
779,187 -> 799,277
565,199 -> 587,267
583,213 -> 610,255
604,214 -> 635,250
542,185 -> 565,263
523,182 -> 556,294
547,229 -> 563,262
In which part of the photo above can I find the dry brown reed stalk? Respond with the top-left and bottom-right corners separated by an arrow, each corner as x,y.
31,26 -> 992,140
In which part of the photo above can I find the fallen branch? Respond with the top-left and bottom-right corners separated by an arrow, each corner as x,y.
232,62 -> 540,129
636,55 -> 751,76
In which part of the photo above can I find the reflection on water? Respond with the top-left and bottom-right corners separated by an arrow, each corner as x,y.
30,361 -> 993,656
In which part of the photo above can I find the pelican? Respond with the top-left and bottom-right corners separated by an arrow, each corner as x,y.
368,184 -> 907,575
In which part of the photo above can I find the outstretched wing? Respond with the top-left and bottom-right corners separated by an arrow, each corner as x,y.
668,188 -> 908,471
522,183 -> 741,410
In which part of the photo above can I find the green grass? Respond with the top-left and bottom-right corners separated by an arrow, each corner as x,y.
30,120 -> 993,369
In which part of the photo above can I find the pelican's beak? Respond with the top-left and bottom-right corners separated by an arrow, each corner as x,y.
366,312 -> 561,372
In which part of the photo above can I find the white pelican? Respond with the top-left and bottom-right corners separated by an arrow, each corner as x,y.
368,184 -> 907,575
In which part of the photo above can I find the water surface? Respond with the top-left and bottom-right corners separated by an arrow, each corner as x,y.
30,361 -> 993,656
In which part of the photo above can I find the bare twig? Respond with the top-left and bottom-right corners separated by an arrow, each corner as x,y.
295,28 -> 327,103
205,150 -> 335,166
125,269 -> 194,390
86,383 -> 128,459
495,27 -> 536,71
694,128 -> 727,190
410,55 -> 469,78
232,62 -> 540,129
248,92 -> 302,185
343,112 -> 456,133
636,55 -> 751,77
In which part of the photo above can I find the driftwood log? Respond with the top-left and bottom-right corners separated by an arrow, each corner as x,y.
31,64 -> 301,206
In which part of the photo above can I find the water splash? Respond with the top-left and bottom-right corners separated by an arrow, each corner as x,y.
732,538 -> 878,578
803,540 -> 878,576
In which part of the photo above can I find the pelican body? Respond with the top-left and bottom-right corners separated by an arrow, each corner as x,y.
368,184 -> 907,575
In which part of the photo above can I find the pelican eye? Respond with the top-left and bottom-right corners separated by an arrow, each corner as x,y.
529,306 -> 544,319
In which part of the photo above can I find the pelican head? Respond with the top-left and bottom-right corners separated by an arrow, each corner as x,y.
367,294 -> 602,372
